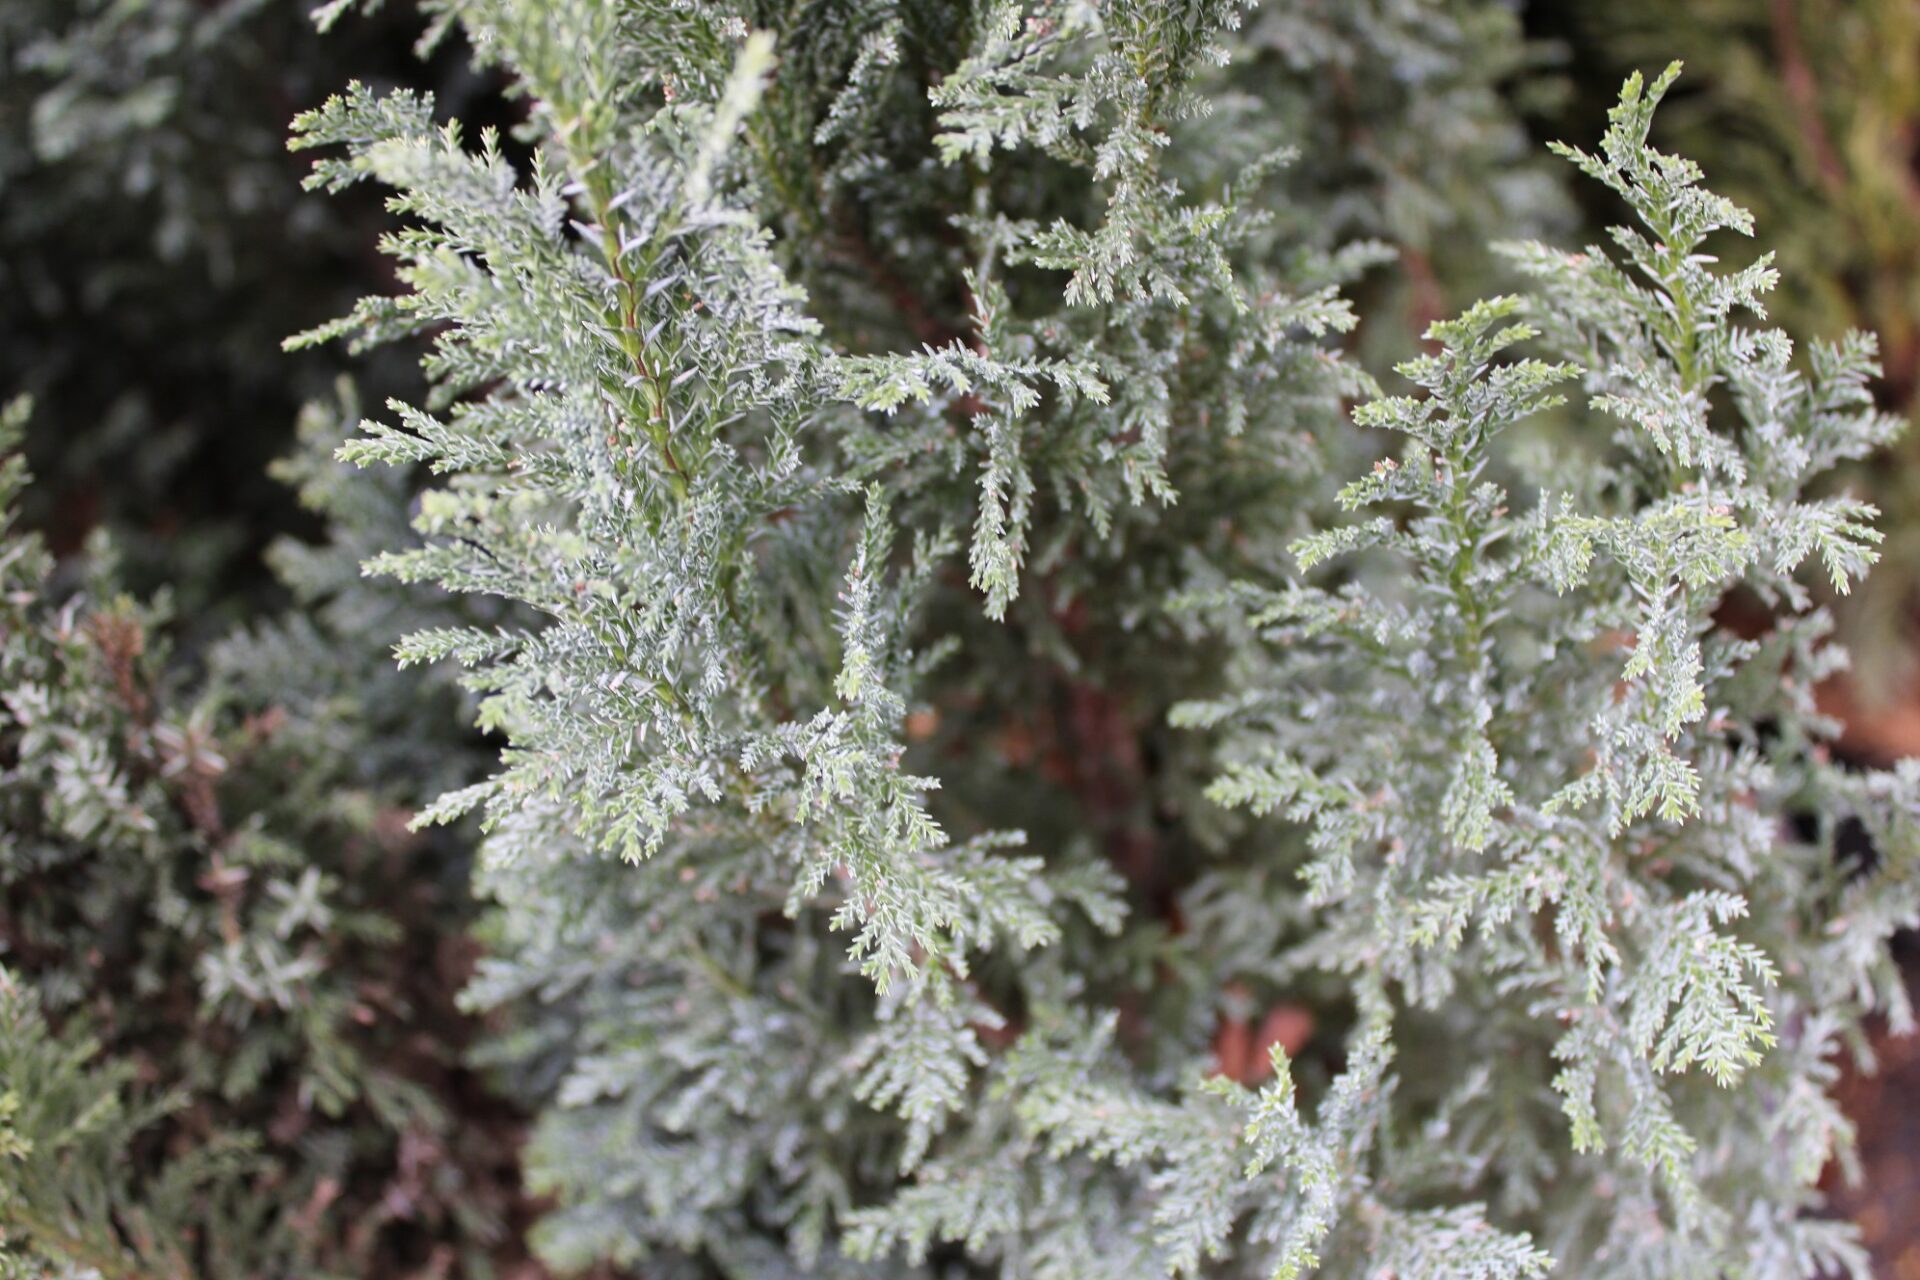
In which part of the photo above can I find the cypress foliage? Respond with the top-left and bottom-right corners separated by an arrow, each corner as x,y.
0,393 -> 511,1278
3,3 -> 1916,1278
0,0 -> 477,619
1541,0 -> 1920,697
283,4 -> 1919,1277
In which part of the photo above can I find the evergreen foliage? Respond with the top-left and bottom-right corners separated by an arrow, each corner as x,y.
0,0 -> 473,618
1178,67 -> 1918,1273
4,2 -> 1918,1277
1543,0 -> 1920,695
280,2 -> 1920,1275
0,395 -> 507,1278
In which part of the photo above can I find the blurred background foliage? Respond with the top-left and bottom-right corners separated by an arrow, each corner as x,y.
4,0 -> 1920,1275
0,0 -> 503,637
0,4 -> 519,1274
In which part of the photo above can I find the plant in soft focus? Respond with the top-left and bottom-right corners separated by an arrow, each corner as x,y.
268,0 -> 1920,1268
0,391 -> 513,1279
1177,64 -> 1919,1275
0,0 -> 472,621
3,1 -> 1917,1277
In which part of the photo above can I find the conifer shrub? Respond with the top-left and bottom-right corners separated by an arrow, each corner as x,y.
1542,0 -> 1920,698
4,3 -> 1918,1278
0,0 -> 478,620
0,394 -> 514,1278
276,3 -> 1920,1276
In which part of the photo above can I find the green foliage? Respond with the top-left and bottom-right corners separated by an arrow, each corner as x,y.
0,965 -> 256,1280
0,0 -> 460,620
7,1 -> 1917,1277
1545,0 -> 1920,695
0,396 -> 507,1277
282,0 -> 1920,1270
1184,62 -> 1917,1275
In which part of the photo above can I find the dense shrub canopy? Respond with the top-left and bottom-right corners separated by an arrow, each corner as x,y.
2,4 -> 1917,1279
